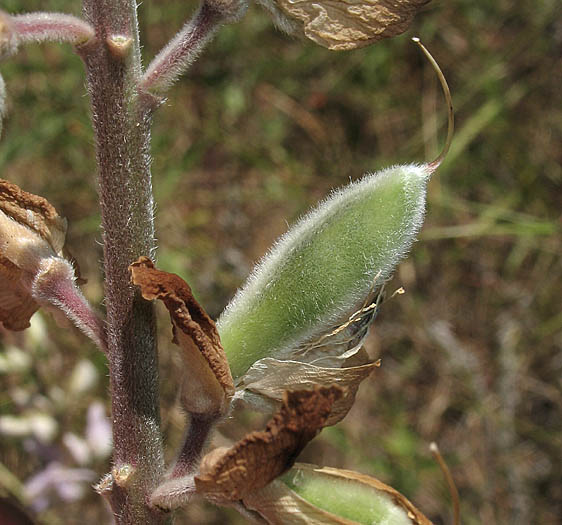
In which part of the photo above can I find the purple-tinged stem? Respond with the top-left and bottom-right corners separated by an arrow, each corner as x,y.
171,412 -> 217,478
78,0 -> 165,523
150,475 -> 197,511
32,258 -> 107,352
139,2 -> 223,94
148,413 -> 218,510
10,12 -> 95,46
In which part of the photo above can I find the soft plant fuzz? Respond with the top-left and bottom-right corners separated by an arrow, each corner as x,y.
10,12 -> 95,46
0,10 -> 95,58
139,0 -> 248,94
218,163 -> 431,379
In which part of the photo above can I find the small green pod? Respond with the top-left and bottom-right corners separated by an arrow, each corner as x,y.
243,463 -> 432,524
218,39 -> 453,381
218,163 -> 431,379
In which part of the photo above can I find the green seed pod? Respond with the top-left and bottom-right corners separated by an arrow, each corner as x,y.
219,164 -> 429,379
243,463 -> 432,525
218,39 -> 453,380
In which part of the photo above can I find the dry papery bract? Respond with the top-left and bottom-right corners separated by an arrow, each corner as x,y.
233,289 -> 382,425
235,357 -> 380,426
129,256 -> 234,415
256,0 -> 430,50
195,386 -> 343,502
244,464 -> 433,525
289,285 -> 382,367
0,179 -> 66,330
0,178 -> 66,255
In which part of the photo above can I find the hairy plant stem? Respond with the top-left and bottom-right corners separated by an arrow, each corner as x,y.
79,0 -> 165,522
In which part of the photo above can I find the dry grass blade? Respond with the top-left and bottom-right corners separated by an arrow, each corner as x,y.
430,442 -> 460,525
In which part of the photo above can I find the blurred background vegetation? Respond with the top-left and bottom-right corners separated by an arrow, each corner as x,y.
0,0 -> 560,523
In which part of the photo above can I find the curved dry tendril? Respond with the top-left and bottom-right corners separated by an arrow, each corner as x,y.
412,37 -> 454,171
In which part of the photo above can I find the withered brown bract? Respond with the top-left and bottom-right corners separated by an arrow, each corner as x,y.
236,357 -> 380,426
195,386 -> 343,502
130,256 -> 234,416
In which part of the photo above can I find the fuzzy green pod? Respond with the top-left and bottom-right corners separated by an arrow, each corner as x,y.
218,39 -> 453,380
243,464 -> 432,524
218,164 -> 430,379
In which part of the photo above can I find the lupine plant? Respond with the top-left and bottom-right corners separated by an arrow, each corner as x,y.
0,0 -> 455,523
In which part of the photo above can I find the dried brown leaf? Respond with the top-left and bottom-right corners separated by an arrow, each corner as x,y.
0,254 -> 38,330
130,257 -> 234,414
236,358 -> 380,425
259,0 -> 430,51
195,386 -> 343,502
0,179 -> 67,255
